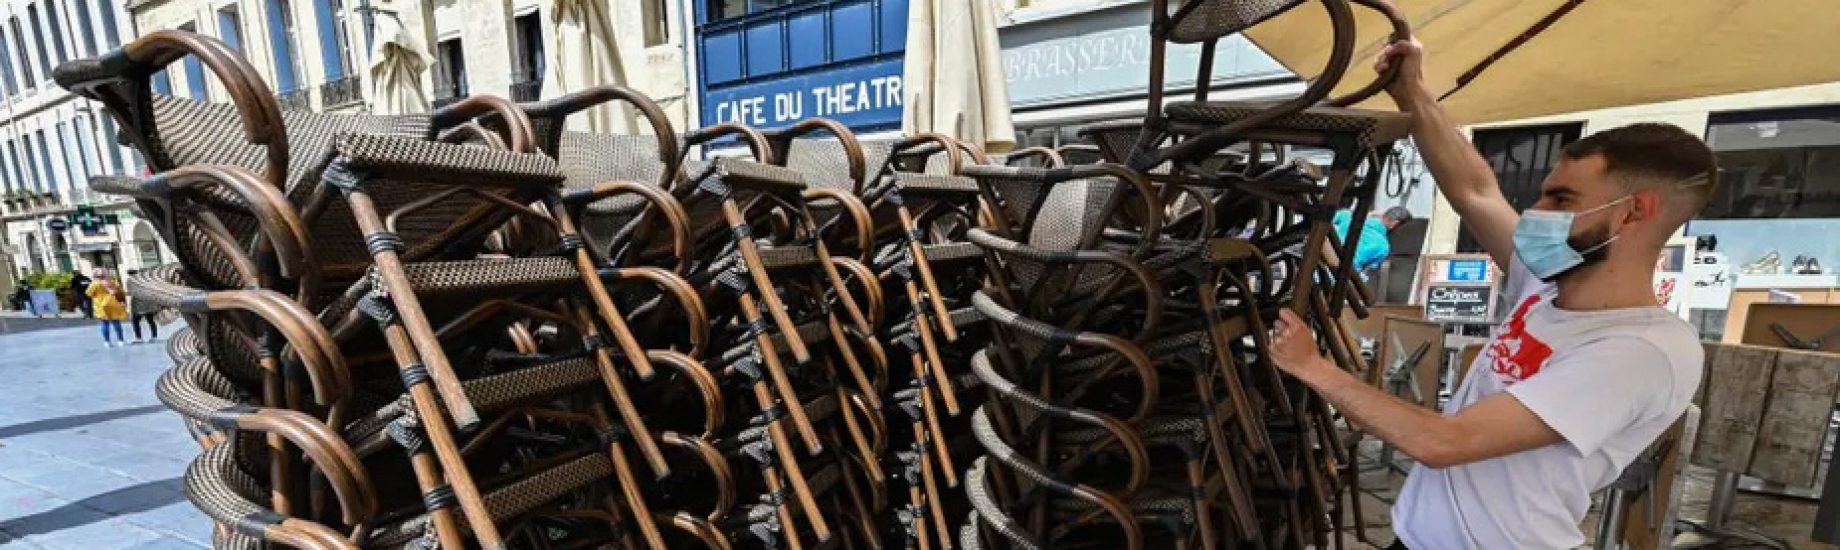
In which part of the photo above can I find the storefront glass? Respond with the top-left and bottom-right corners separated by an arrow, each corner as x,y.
1689,104 -> 1840,273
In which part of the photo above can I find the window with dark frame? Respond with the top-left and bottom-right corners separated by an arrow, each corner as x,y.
1700,105 -> 1840,220
96,0 -> 118,47
26,7 -> 52,83
1462,123 -> 1584,254
33,129 -> 57,197
643,0 -> 669,46
7,18 -> 31,88
315,0 -> 354,80
177,22 -> 207,100
217,5 -> 244,52
511,13 -> 542,101
434,37 -> 466,104
0,26 -> 18,95
43,1 -> 67,64
265,0 -> 304,92
71,0 -> 95,57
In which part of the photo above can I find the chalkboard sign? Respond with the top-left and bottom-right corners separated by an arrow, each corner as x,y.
1425,284 -> 1493,323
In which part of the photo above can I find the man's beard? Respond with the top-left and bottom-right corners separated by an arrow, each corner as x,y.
1541,223 -> 1617,283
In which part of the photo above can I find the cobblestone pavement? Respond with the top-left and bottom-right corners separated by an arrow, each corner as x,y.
0,321 -> 209,549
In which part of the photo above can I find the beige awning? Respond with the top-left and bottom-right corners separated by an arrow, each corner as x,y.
367,12 -> 432,116
1244,0 -> 1840,125
902,0 -> 1016,153
544,0 -> 638,133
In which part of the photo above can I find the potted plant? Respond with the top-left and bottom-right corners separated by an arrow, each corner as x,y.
21,271 -> 74,316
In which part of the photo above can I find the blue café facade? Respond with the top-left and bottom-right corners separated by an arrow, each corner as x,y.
688,0 -> 1305,143
693,0 -> 912,135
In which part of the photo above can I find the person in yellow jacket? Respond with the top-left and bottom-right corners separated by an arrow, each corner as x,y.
86,269 -> 129,347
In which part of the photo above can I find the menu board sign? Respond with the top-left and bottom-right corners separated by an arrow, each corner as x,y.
1425,284 -> 1493,323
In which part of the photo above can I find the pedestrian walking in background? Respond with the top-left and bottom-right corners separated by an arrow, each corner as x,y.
86,269 -> 128,347
125,269 -> 164,343
68,271 -> 93,318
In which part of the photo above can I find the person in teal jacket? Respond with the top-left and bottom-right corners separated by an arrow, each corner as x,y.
1333,206 -> 1413,277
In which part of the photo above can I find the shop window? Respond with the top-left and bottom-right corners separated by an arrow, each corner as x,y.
1701,105 -> 1840,220
1462,123 -> 1583,253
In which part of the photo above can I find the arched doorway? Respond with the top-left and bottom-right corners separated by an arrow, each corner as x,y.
132,221 -> 164,267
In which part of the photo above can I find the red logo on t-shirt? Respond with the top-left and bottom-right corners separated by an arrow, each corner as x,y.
1488,294 -> 1552,383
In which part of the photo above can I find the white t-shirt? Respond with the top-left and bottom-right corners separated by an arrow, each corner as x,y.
1392,259 -> 1703,549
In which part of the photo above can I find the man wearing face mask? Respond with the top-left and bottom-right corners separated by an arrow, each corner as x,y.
1266,39 -> 1716,549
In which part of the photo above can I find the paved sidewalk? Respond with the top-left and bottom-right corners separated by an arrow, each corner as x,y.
0,323 -> 209,549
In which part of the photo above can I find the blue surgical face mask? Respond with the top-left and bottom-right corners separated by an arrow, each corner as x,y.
1513,195 -> 1630,281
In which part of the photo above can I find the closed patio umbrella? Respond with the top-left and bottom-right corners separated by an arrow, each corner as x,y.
1243,0 -> 1840,124
367,11 -> 433,115
902,0 -> 1016,153
544,0 -> 638,133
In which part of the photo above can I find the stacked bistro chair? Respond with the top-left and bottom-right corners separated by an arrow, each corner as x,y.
760,120 -> 1002,548
59,31 -> 728,549
507,90 -> 898,548
62,0 -> 1417,546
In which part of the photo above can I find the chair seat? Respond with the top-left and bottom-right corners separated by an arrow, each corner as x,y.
921,242 -> 984,265
892,173 -> 981,198
755,244 -> 825,271
1164,101 -> 1413,150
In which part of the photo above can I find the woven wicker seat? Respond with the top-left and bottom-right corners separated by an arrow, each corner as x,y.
1165,101 -> 1413,151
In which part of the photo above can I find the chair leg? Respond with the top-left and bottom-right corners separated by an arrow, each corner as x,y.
569,304 -> 671,479
375,320 -> 503,548
745,380 -> 831,542
735,291 -> 824,455
586,401 -> 668,550
344,190 -> 481,429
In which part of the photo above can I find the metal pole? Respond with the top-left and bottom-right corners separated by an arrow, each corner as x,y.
1595,487 -> 1628,549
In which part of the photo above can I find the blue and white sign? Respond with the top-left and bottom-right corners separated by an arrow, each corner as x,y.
702,58 -> 906,131
1446,259 -> 1490,282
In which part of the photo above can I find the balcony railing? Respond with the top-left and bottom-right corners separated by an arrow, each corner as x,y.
276,88 -> 312,112
511,80 -> 541,103
319,75 -> 364,109
511,68 -> 541,102
432,83 -> 465,109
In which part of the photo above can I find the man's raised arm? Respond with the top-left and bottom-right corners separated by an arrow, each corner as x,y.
1382,40 -> 1521,268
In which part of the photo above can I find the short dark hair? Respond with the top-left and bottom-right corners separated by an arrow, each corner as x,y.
1381,206 -> 1412,224
1562,123 -> 1717,221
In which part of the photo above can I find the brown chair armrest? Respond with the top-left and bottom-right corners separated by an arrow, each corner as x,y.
431,95 -> 536,153
56,30 -> 290,188
683,123 -> 775,164
1325,0 -> 1413,107
764,117 -> 868,190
